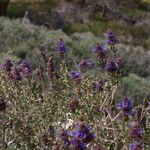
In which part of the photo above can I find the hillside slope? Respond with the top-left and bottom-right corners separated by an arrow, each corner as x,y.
0,0 -> 148,49
0,17 -> 150,100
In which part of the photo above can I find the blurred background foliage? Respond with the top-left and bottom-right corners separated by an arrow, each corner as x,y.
0,0 -> 150,100
0,0 -> 148,48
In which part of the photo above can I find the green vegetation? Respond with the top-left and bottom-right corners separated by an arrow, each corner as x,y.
117,74 -> 150,102
0,17 -> 149,75
63,23 -> 89,34
2,0 -> 148,49
64,0 -> 150,48
0,1 -> 149,149
0,17 -> 150,100
7,0 -> 60,18
63,20 -> 150,48
7,2 -> 30,18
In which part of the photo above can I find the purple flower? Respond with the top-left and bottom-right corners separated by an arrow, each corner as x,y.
73,124 -> 94,144
104,29 -> 119,45
105,57 -> 121,73
19,60 -> 32,77
71,138 -> 86,150
82,132 -> 95,143
73,124 -> 90,138
1,58 -> 13,72
69,70 -> 81,82
48,125 -> 55,135
9,67 -> 22,81
73,129 -> 87,139
59,130 -> 71,146
129,122 -> 143,140
116,97 -> 132,116
78,60 -> 93,70
129,142 -> 142,150
91,78 -> 105,92
56,123 -> 94,149
57,38 -> 66,53
92,43 -> 106,58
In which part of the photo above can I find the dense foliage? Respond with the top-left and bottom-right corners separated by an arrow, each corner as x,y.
0,29 -> 150,150
0,17 -> 150,100
3,0 -> 150,49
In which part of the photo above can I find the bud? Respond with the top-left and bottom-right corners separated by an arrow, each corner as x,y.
104,29 -> 119,45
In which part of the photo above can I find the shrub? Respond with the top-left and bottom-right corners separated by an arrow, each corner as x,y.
117,44 -> 150,77
70,32 -> 101,59
116,74 -> 150,102
0,17 -> 150,78
7,2 -> 30,18
0,29 -> 150,150
63,23 -> 89,34
0,17 -> 72,69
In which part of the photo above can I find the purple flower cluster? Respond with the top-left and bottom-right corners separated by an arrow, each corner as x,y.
60,130 -> 71,146
129,122 -> 143,150
57,38 -> 66,54
116,97 -> 132,117
129,142 -> 142,150
129,122 -> 143,140
92,43 -> 106,58
104,29 -> 119,45
78,59 -> 93,70
0,58 -> 13,72
58,32 -> 121,75
69,70 -> 81,82
1,59 -> 32,81
9,67 -> 22,81
105,57 -> 121,73
19,60 -> 32,78
71,138 -> 86,150
91,78 -> 105,92
58,123 -> 94,150
72,123 -> 95,144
